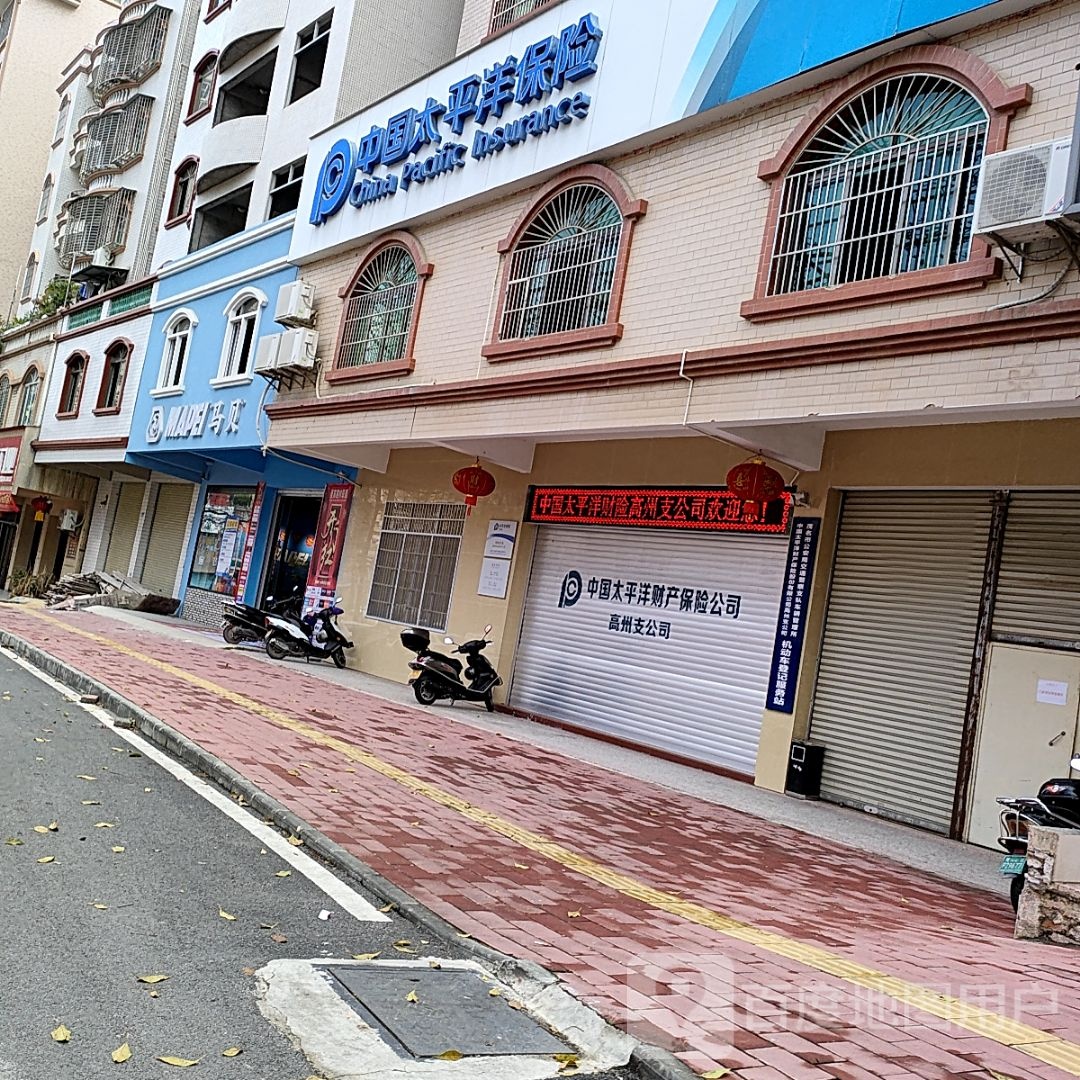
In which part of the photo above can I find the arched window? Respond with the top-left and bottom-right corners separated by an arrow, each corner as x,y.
188,52 -> 218,120
21,254 -> 37,301
159,312 -> 194,391
0,376 -> 10,428
38,175 -> 53,222
97,340 -> 130,412
218,292 -> 264,381
17,368 -> 40,426
766,74 -> 988,296
58,353 -> 87,417
168,158 -> 198,224
339,245 -> 417,368
54,96 -> 70,143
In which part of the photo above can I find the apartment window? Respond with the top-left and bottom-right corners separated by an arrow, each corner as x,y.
268,158 -> 305,218
218,292 -> 263,381
21,254 -> 37,301
0,376 -> 10,428
206,0 -> 229,19
38,176 -> 53,222
168,158 -> 198,224
0,3 -> 14,47
58,190 -> 136,268
81,95 -> 154,182
96,341 -> 130,412
91,7 -> 170,101
190,183 -> 252,252
158,313 -> 193,391
766,74 -> 987,297
489,0 -> 554,36
367,502 -> 466,630
289,12 -> 331,104
338,244 -> 418,369
188,52 -> 218,119
16,369 -> 38,426
214,51 -> 276,124
58,353 -> 87,418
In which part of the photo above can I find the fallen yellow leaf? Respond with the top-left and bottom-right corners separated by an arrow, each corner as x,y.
405,990 -> 419,1003
489,988 -> 502,997
92,903 -> 108,910
219,909 -> 236,921
77,775 -> 97,781
48,822 -> 58,831
392,943 -> 417,954
112,1042 -> 132,1063
33,825 -> 49,834
274,870 -> 291,878
703,1071 -> 730,1079
567,910 -> 582,918
4,837 -> 23,846
221,1047 -> 241,1058
37,856 -> 55,864
112,846 -> 125,854
513,863 -> 530,870
286,836 -> 303,846
95,822 -> 116,829
81,800 -> 100,806
437,1050 -> 464,1061
51,1024 -> 72,1043
379,903 -> 394,913
137,975 -> 169,984
148,991 -> 160,999
352,952 -> 380,961
158,1056 -> 199,1067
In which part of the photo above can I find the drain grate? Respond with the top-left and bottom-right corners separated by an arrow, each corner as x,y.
325,966 -> 570,1058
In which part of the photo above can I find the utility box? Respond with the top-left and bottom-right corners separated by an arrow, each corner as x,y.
786,740 -> 825,799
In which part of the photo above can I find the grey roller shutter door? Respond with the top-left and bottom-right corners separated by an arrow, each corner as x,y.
511,524 -> 788,775
809,492 -> 992,833
993,493 -> 1080,644
104,483 -> 144,577
140,484 -> 193,596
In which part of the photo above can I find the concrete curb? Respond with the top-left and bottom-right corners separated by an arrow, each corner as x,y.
0,628 -> 700,1080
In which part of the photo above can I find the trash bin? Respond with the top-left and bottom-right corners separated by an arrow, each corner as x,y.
785,740 -> 825,799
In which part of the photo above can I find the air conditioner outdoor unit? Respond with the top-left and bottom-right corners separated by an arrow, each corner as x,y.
275,280 -> 315,328
973,138 -> 1072,244
58,509 -> 81,532
276,327 -> 318,371
253,332 -> 283,374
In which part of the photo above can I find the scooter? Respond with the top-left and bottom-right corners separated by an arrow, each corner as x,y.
221,588 -> 302,645
265,598 -> 353,668
997,754 -> 1080,911
400,624 -> 502,712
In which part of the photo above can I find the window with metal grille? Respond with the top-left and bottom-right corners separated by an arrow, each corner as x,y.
767,74 -> 988,296
92,7 -> 170,101
58,190 -> 136,267
38,176 -> 53,222
97,342 -> 129,411
289,12 -> 332,104
159,314 -> 191,390
219,294 -> 260,380
489,0 -> 554,36
500,183 -> 622,341
59,354 -> 87,417
82,96 -> 153,182
17,369 -> 39,426
366,502 -> 466,630
338,245 -> 417,368
268,158 -> 305,219
0,377 -> 11,427
21,254 -> 36,301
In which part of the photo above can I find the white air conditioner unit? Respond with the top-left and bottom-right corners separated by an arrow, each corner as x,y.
275,280 -> 315,328
254,332 -> 283,374
58,509 -> 81,532
276,327 -> 318,371
973,138 -> 1072,244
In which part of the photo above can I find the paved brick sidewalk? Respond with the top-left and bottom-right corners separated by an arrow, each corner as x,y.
3,604 -> 1079,1080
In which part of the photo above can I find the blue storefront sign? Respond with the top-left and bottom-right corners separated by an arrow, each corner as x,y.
767,518 -> 821,714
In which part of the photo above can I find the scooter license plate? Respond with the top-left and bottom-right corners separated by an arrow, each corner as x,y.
1000,854 -> 1026,876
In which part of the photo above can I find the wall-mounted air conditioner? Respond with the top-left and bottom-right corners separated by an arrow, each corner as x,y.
276,328 -> 318,371
253,332 -> 283,374
973,138 -> 1072,244
275,280 -> 315,328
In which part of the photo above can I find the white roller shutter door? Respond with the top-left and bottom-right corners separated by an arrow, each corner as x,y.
994,493 -> 1080,643
140,484 -> 194,596
104,482 -> 144,577
809,492 -> 992,833
511,525 -> 788,775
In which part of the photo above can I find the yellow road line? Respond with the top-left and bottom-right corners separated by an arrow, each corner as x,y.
20,608 -> 1080,1074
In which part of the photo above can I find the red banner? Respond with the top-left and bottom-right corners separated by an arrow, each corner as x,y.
0,434 -> 22,490
307,483 -> 353,594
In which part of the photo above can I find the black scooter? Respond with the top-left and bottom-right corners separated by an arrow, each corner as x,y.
997,753 -> 1080,911
222,588 -> 302,645
400,624 -> 502,712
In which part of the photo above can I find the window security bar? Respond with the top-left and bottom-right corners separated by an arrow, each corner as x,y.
57,189 -> 136,267
339,281 -> 417,368
81,96 -> 154,182
91,7 -> 169,101
489,0 -> 549,36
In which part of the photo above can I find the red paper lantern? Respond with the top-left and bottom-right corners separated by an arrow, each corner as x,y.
726,458 -> 785,505
452,461 -> 496,515
30,495 -> 52,522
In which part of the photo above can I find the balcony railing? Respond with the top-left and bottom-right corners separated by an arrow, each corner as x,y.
57,189 -> 136,268
91,6 -> 169,102
81,95 -> 154,182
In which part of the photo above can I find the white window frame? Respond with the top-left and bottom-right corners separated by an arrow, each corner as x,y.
17,369 -> 40,426
267,157 -> 306,218
21,254 -> 37,301
53,96 -> 70,144
213,288 -> 266,386
288,11 -> 333,104
0,375 -> 10,428
155,309 -> 197,396
38,176 -> 53,223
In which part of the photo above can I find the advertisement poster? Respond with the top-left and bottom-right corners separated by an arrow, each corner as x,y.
305,483 -> 354,611
766,519 -> 821,714
233,482 -> 266,600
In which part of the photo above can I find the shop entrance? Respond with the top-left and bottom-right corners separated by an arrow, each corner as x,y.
261,494 -> 321,604
0,514 -> 17,587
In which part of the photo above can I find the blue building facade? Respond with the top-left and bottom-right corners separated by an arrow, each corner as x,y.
127,222 -> 355,623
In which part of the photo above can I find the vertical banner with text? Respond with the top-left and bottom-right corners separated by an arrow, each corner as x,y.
766,518 -> 821,714
233,482 -> 265,601
304,482 -> 354,612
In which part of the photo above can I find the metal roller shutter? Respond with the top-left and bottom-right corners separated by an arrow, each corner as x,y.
809,492 -> 992,833
140,484 -> 193,596
104,482 -> 144,577
511,524 -> 789,775
994,493 -> 1080,643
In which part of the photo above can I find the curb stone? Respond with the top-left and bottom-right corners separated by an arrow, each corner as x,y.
0,628 -> 700,1080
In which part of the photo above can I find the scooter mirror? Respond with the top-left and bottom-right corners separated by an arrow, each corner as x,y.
444,636 -> 455,645
484,624 -> 492,635
266,595 -> 274,602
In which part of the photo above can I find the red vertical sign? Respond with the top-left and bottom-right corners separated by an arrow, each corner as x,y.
233,481 -> 265,600
306,483 -> 354,604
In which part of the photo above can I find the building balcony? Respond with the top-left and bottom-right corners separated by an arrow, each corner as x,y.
196,113 -> 267,193
218,0 -> 287,73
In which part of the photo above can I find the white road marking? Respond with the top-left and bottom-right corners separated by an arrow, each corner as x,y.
2,646 -> 390,924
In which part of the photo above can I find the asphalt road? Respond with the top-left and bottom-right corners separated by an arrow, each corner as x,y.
0,650 -> 629,1080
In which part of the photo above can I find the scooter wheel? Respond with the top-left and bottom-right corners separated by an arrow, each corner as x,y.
266,633 -> 291,661
1010,874 -> 1024,913
332,648 -> 347,669
413,676 -> 439,706
484,690 -> 495,713
222,624 -> 245,646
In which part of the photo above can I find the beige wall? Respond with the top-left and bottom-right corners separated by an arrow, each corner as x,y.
0,0 -> 118,316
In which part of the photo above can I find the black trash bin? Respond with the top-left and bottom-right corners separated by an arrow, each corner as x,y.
785,740 -> 825,799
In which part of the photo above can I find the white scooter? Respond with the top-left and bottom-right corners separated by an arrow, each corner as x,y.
264,597 -> 353,668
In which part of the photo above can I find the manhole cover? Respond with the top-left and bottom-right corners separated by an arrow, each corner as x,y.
325,966 -> 570,1058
